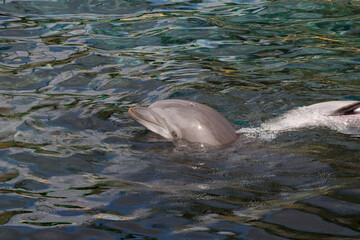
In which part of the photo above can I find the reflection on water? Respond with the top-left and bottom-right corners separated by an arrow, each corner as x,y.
0,0 -> 359,239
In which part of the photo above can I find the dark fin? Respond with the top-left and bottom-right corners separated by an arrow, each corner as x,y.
330,101 -> 360,116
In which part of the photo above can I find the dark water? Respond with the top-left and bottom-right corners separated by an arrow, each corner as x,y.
0,0 -> 359,239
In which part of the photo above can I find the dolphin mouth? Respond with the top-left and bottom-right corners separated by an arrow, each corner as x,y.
128,107 -> 172,139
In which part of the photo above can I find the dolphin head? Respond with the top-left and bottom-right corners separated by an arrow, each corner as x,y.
128,99 -> 239,147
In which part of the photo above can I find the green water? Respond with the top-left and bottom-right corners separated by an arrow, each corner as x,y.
0,0 -> 359,239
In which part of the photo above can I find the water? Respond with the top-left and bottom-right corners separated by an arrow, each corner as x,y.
0,0 -> 359,239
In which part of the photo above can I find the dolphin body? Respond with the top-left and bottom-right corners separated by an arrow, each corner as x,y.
128,99 -> 360,147
306,101 -> 360,116
257,100 -> 360,139
128,99 -> 239,147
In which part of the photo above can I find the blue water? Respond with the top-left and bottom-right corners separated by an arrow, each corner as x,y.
0,0 -> 359,239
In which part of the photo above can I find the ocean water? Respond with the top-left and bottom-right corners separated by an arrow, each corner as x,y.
0,0 -> 359,239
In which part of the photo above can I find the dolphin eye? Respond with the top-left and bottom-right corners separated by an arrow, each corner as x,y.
171,131 -> 179,138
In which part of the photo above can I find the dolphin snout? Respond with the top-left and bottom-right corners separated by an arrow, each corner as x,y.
128,107 -> 135,116
128,107 -> 161,127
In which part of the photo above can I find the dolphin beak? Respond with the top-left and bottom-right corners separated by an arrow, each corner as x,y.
128,107 -> 172,139
128,107 -> 160,126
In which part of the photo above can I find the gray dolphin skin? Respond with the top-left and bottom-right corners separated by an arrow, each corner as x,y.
128,99 -> 239,147
306,101 -> 360,116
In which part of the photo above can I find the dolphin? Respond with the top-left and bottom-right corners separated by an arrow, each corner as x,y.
128,99 -> 239,147
306,101 -> 360,116
260,100 -> 360,135
129,99 -> 360,146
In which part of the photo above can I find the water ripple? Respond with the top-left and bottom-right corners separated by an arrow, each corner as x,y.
0,0 -> 359,239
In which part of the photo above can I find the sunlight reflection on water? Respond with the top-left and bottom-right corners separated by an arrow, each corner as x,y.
0,0 -> 359,239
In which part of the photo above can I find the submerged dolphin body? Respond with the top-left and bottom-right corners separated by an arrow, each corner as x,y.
306,101 -> 360,116
259,100 -> 360,136
128,99 -> 238,147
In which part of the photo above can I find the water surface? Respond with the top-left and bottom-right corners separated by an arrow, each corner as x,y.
0,0 -> 359,239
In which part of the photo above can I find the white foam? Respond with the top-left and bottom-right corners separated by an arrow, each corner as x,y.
237,106 -> 360,140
